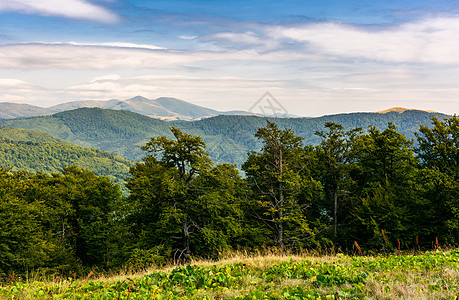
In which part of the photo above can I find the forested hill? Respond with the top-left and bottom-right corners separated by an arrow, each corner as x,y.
179,110 -> 450,164
0,126 -> 132,184
0,108 -> 172,160
0,125 -> 68,144
0,107 -> 450,166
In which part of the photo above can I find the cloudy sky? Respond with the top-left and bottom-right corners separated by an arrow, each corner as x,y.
1,0 -> 458,116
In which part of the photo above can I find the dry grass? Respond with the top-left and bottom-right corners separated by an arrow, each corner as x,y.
2,249 -> 459,299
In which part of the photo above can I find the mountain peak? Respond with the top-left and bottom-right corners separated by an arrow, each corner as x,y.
126,95 -> 150,102
376,107 -> 437,114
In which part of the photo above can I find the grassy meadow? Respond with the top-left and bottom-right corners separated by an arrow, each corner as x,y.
1,249 -> 459,299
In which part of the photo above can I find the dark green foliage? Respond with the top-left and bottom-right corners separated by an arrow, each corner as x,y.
0,192 -> 51,276
127,127 -> 246,261
304,118 -> 459,250
415,115 -> 459,242
243,121 -> 322,248
57,166 -> 123,267
351,123 -> 417,189
346,124 -> 418,248
188,163 -> 248,255
0,166 -> 124,277
314,122 -> 361,238
2,113 -> 459,278
416,115 -> 459,180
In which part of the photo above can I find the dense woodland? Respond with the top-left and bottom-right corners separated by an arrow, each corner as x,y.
1,115 -> 458,278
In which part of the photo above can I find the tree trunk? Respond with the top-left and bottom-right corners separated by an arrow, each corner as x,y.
277,145 -> 284,249
333,188 -> 338,237
182,217 -> 190,260
278,209 -> 283,248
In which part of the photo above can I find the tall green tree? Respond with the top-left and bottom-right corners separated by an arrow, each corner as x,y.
415,115 -> 459,242
0,169 -> 52,276
23,166 -> 123,271
243,121 -> 320,248
314,122 -> 361,237
352,123 -> 417,192
347,124 -> 420,248
138,127 -> 210,259
0,165 -> 127,275
57,166 -> 123,268
416,115 -> 459,180
190,163 -> 246,255
127,127 -> 245,261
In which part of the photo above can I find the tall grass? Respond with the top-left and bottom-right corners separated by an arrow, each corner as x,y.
2,248 -> 459,299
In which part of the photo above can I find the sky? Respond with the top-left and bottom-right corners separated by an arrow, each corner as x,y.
0,0 -> 459,116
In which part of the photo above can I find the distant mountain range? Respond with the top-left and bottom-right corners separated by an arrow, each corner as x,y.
0,107 -> 450,167
1,96 -> 441,121
0,102 -> 51,119
0,96 -> 255,121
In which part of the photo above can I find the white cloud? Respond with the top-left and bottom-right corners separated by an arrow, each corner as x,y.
0,42 -> 301,71
0,0 -> 119,23
179,35 -> 197,40
91,74 -> 121,82
0,43 -> 189,69
0,78 -> 30,87
268,17 -> 459,64
201,16 -> 459,64
2,16 -> 459,115
1,69 -> 458,116
7,14 -> 459,73
213,31 -> 261,45
0,78 -> 55,105
30,42 -> 166,50
85,42 -> 166,50
64,74 -> 291,102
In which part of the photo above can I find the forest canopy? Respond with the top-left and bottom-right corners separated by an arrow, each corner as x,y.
0,115 -> 458,277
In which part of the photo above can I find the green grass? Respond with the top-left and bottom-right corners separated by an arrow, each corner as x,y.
1,249 -> 459,299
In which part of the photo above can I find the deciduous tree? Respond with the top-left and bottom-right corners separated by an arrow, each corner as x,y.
243,121 -> 320,248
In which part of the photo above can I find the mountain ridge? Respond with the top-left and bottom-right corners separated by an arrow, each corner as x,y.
376,107 -> 439,114
0,96 -> 445,121
0,107 -> 450,166
1,96 -> 239,121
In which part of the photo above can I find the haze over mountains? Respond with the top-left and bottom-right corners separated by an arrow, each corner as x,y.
0,96 -> 253,121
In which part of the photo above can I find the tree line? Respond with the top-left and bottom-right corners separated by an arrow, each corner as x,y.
1,116 -> 458,277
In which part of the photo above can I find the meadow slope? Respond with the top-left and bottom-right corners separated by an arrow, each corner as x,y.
1,250 -> 458,299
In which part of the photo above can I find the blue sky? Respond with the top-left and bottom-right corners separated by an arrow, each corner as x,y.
1,0 -> 458,116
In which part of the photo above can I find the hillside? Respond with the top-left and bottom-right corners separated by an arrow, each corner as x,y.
0,108 -> 449,166
0,126 -> 132,184
0,108 -> 173,160
177,110 -> 451,165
